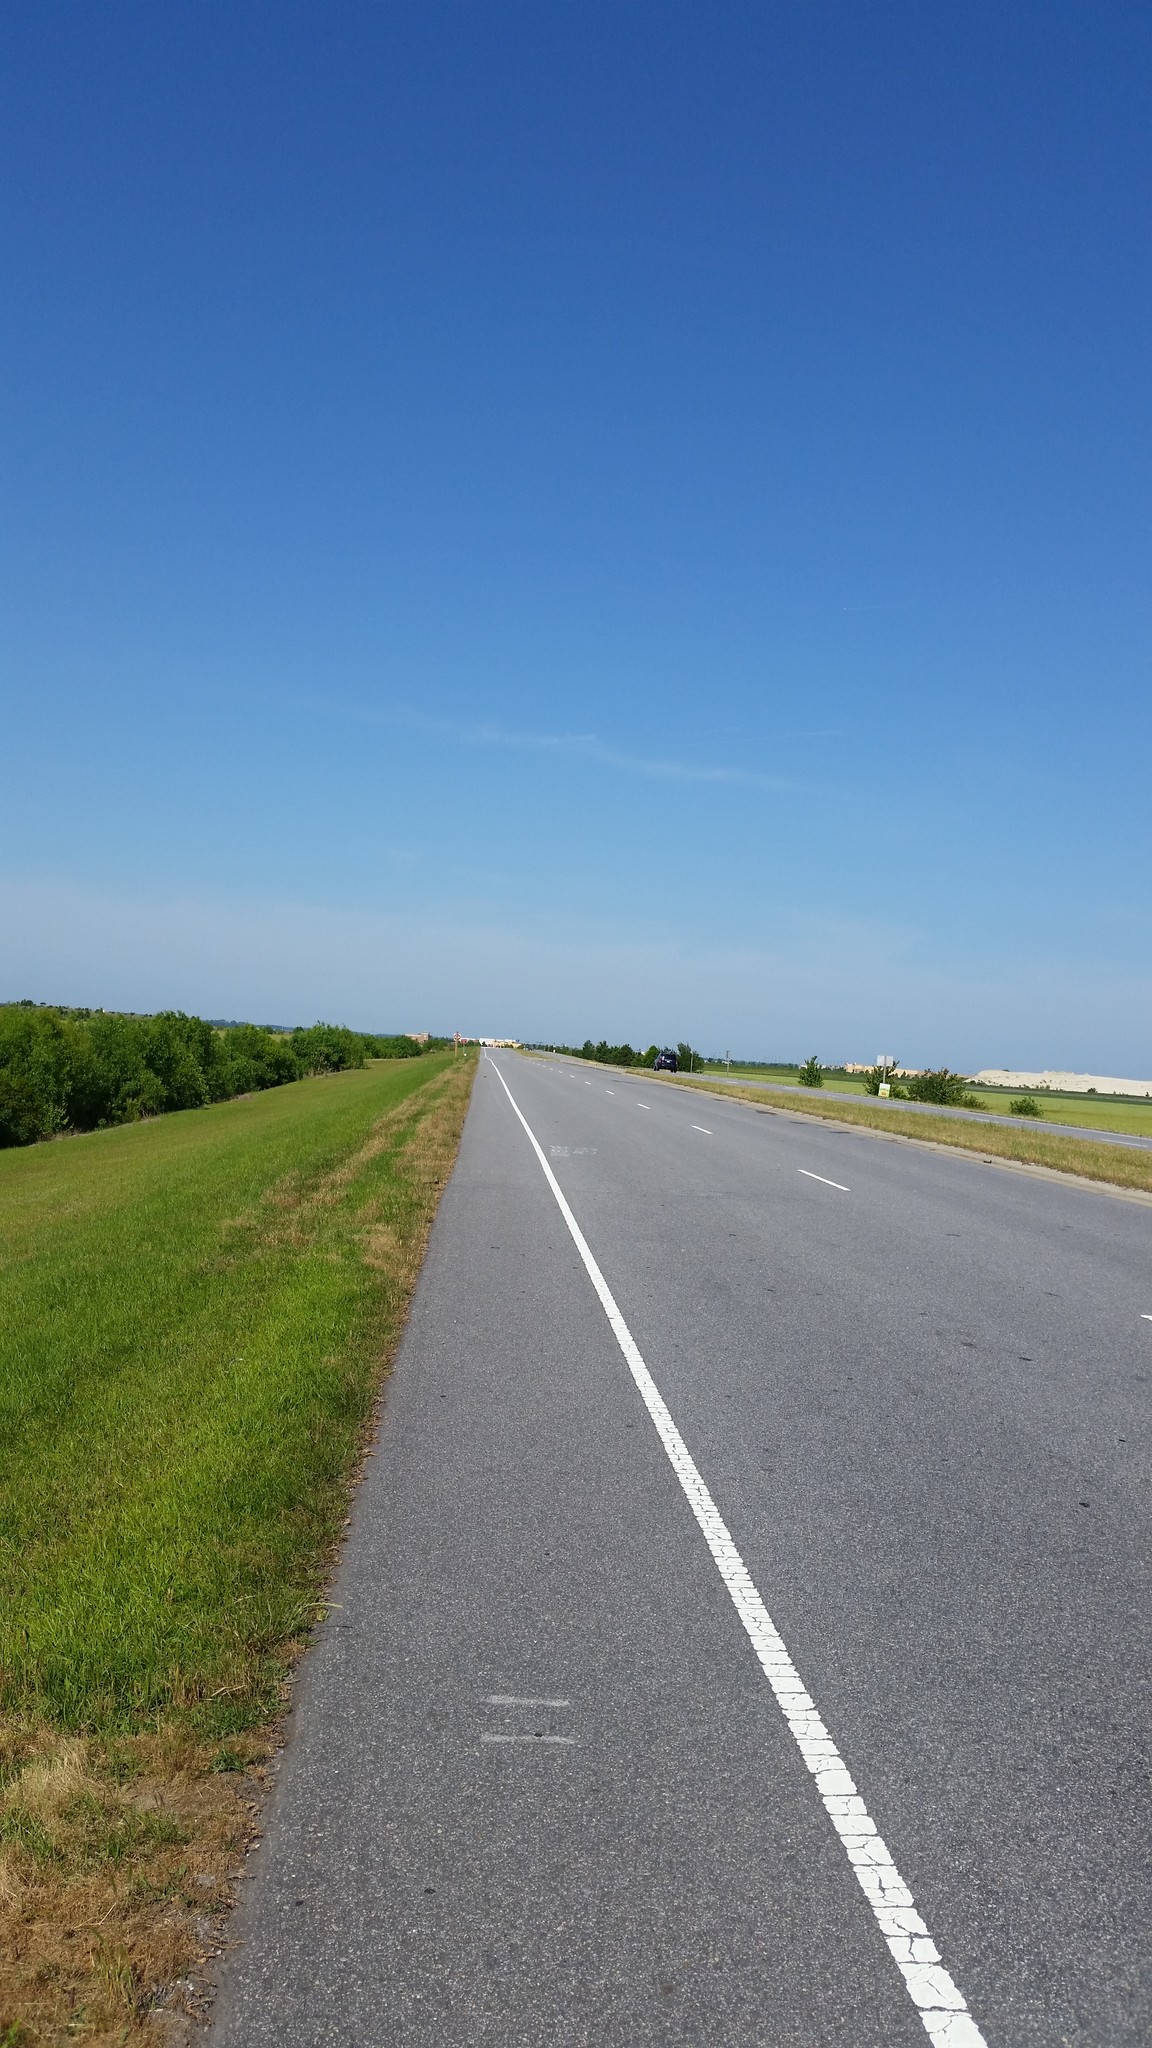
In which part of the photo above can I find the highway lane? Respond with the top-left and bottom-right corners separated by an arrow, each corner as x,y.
211,1050 -> 1152,2047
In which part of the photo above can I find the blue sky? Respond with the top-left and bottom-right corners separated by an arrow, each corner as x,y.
3,1 -> 1150,1066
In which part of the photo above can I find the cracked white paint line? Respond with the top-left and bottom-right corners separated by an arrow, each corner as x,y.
481,1733 -> 577,1745
490,1058 -> 987,2048
486,1695 -> 570,1707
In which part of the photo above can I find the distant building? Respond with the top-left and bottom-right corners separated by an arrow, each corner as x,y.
975,1069 -> 1152,1097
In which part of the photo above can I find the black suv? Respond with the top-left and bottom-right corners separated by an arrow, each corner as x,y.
653,1048 -> 678,1072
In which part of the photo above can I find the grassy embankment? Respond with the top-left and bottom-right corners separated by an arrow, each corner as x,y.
0,1050 -> 475,2045
665,1073 -> 1152,1194
699,1065 -> 1152,1138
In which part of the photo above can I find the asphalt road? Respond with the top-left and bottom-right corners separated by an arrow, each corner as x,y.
210,1051 -> 1152,2047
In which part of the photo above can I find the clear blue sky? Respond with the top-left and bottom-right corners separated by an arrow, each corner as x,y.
3,1 -> 1150,1067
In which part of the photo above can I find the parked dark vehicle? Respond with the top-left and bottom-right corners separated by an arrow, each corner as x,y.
653,1048 -> 678,1072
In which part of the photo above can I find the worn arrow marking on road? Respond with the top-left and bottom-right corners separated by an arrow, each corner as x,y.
489,1057 -> 988,2048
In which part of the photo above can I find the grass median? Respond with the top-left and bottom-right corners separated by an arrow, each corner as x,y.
0,1050 -> 475,2044
662,1075 -> 1152,1195
695,1067 -> 1152,1139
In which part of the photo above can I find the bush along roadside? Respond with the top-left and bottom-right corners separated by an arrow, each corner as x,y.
860,1064 -> 982,1108
0,1002 -> 451,1148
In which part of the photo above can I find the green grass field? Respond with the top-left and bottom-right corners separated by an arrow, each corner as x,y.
701,1066 -> 1152,1137
0,1051 -> 474,1735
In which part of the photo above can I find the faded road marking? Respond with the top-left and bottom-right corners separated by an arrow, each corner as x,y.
486,1695 -> 570,1707
481,1733 -> 577,1745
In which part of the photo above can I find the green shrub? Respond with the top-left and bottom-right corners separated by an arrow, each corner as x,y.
798,1055 -> 823,1088
290,1022 -> 368,1076
369,1034 -> 427,1059
1009,1095 -> 1042,1117
219,1023 -> 300,1094
905,1068 -> 981,1109
856,1064 -> 893,1097
0,1009 -> 81,1143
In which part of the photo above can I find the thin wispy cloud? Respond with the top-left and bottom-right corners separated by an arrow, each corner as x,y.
427,717 -> 799,790
313,700 -> 805,794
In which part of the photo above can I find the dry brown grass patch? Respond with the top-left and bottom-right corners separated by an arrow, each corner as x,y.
0,1720 -> 272,2046
242,1060 -> 469,1259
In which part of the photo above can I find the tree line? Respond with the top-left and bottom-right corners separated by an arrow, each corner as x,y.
531,1039 -> 706,1071
0,1003 -> 451,1148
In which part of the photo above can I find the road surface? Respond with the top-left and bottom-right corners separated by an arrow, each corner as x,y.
210,1051 -> 1152,2046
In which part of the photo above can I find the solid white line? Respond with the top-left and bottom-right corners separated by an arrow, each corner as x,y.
1143,1314 -> 1152,1322
799,1168 -> 850,1193
488,1058 -> 985,2048
691,1125 -> 712,1135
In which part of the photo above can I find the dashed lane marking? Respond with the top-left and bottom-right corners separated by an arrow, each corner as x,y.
691,1125 -> 712,1135
488,1057 -> 986,2048
799,1168 -> 850,1192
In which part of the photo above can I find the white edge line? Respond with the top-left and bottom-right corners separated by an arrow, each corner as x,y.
799,1168 -> 851,1192
487,1057 -> 987,2048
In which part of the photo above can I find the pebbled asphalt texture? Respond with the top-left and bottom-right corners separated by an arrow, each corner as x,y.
209,1051 -> 1152,2047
